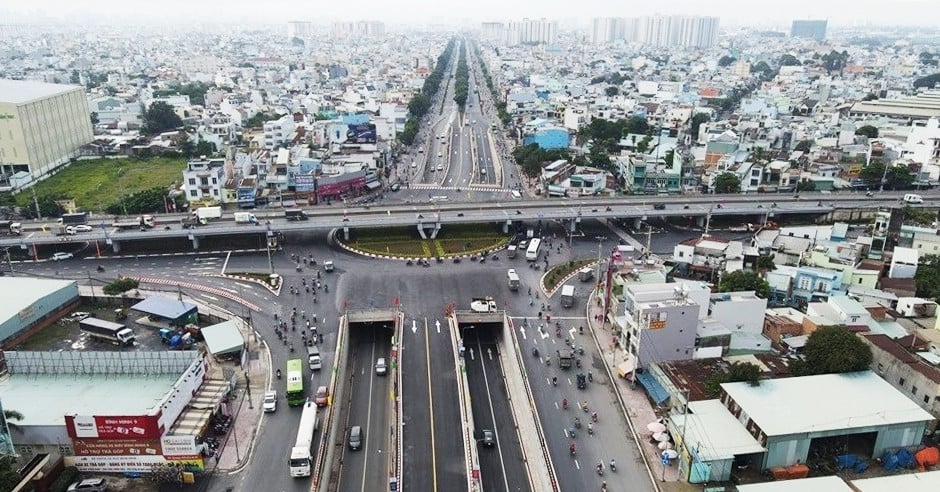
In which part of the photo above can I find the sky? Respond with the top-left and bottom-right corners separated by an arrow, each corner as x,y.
1,0 -> 938,27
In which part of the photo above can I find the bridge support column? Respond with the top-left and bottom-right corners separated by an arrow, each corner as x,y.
634,218 -> 643,230
417,223 -> 427,239
429,222 -> 441,239
569,219 -> 577,233
190,235 -> 200,250
696,216 -> 706,228
503,220 -> 512,234
110,240 -> 121,253
342,227 -> 350,241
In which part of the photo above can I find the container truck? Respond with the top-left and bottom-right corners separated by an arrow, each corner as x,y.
507,269 -> 520,291
560,284 -> 575,308
234,212 -> 258,224
288,400 -> 319,477
193,206 -> 223,225
285,209 -> 308,221
79,317 -> 136,346
113,215 -> 155,230
0,221 -> 22,235
557,348 -> 573,369
57,212 -> 89,225
470,296 -> 498,313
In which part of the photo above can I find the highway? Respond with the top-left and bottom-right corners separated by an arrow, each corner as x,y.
462,324 -> 531,492
337,323 -> 393,492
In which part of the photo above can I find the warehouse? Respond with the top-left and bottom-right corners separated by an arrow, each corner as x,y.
0,79 -> 94,186
0,277 -> 80,349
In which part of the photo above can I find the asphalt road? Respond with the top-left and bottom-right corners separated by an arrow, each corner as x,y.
337,324 -> 393,492
462,324 -> 531,492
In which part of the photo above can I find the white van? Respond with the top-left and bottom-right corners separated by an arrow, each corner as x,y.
903,194 -> 924,204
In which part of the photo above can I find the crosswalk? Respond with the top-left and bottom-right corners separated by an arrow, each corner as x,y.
133,276 -> 261,312
409,184 -> 511,193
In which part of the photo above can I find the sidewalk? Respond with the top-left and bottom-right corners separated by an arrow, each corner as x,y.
584,294 -> 698,492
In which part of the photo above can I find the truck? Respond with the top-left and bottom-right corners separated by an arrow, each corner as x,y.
57,212 -> 89,225
159,328 -> 194,349
79,317 -> 136,346
560,285 -> 576,308
307,346 -> 322,371
506,245 -> 517,259
193,206 -> 223,225
470,296 -> 498,313
323,260 -> 334,272
0,221 -> 22,235
113,215 -> 155,230
234,212 -> 258,224
285,209 -> 308,221
557,349 -> 573,369
288,400 -> 319,477
507,269 -> 520,291
578,267 -> 594,282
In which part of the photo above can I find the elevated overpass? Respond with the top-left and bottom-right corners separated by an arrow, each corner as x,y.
0,191 -> 925,253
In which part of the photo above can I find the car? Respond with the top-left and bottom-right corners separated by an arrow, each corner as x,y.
436,164 -> 443,171
315,385 -> 329,407
418,147 -> 424,154
390,183 -> 401,192
437,152 -> 443,158
72,224 -> 93,233
481,168 -> 487,175
348,425 -> 363,450
481,429 -> 495,447
410,161 -> 417,168
375,357 -> 387,375
263,390 -> 277,413
67,478 -> 108,492
653,203 -> 666,210
52,252 -> 74,261
70,311 -> 92,322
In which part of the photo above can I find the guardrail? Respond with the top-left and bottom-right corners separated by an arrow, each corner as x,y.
450,313 -> 481,492
311,313 -> 348,491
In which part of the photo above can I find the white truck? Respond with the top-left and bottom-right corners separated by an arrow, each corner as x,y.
234,212 -> 258,224
470,296 -> 498,313
507,269 -> 520,291
112,215 -> 155,230
288,400 -> 319,477
0,221 -> 22,235
79,317 -> 136,346
560,285 -> 576,308
307,346 -> 322,371
193,206 -> 223,225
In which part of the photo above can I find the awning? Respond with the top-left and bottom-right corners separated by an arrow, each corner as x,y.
365,181 -> 381,190
616,355 -> 637,378
636,371 -> 670,405
169,380 -> 229,435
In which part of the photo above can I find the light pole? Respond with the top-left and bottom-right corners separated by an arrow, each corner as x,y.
595,235 -> 607,282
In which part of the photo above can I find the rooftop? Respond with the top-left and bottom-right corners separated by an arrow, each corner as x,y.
736,476 -> 853,492
721,371 -> 934,437
0,277 -> 77,327
671,399 -> 765,461
0,79 -> 83,105
853,470 -> 940,492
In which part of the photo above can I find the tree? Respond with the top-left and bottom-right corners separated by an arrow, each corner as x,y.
862,93 -> 879,101
756,254 -> 776,273
713,172 -> 741,194
796,180 -> 816,192
195,139 -> 217,157
690,113 -> 709,138
705,361 -> 762,396
821,50 -> 850,75
664,150 -> 675,167
718,55 -> 736,67
719,270 -> 771,298
915,255 -> 940,303
604,86 -> 619,97
779,54 -> 802,66
913,73 -> 940,90
859,163 -> 914,190
178,134 -> 196,158
143,101 -> 182,134
790,326 -> 872,376
855,125 -> 879,139
794,139 -> 814,153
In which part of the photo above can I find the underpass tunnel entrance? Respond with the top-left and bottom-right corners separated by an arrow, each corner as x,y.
458,322 -> 503,348
347,310 -> 400,373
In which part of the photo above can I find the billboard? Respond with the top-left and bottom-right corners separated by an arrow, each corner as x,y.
346,123 -> 377,144
161,435 -> 200,459
72,438 -> 162,457
66,414 -> 163,440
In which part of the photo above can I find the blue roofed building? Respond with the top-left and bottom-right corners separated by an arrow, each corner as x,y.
523,125 -> 569,150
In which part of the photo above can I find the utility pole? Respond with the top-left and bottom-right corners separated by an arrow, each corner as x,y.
29,184 -> 41,220
646,225 -> 654,257
595,235 -> 606,282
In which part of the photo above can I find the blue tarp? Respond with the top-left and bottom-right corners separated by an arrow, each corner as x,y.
636,371 -> 670,405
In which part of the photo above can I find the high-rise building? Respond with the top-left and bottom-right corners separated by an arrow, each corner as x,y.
286,21 -> 314,41
590,15 -> 719,48
791,20 -> 827,40
481,22 -> 505,42
331,21 -> 385,39
505,18 -> 558,46
0,79 -> 93,184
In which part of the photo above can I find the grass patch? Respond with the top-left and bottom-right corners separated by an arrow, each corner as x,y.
543,258 -> 595,292
342,224 -> 510,258
14,157 -> 186,212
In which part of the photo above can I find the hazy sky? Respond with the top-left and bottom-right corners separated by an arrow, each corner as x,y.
2,0 -> 938,27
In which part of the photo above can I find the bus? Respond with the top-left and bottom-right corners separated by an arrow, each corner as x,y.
526,238 -> 541,261
286,359 -> 305,407
289,400 -> 319,477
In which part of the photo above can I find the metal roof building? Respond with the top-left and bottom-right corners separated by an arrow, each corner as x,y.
721,371 -> 934,469
0,277 -> 79,348
201,320 -> 244,356
130,296 -> 198,326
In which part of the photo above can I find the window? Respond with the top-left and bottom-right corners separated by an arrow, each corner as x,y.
858,278 -> 863,284
188,178 -> 196,185
189,190 -> 197,197
912,386 -> 918,396
899,377 -> 906,387
924,395 -> 931,404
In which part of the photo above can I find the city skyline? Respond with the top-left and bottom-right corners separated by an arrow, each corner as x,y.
1,0 -> 938,27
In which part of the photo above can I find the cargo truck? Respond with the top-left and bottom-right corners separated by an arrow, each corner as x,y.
0,221 -> 22,235
470,296 -> 498,313
285,209 -> 308,221
57,212 -> 89,225
557,349 -> 573,369
113,215 -> 155,230
560,284 -> 575,308
234,212 -> 258,224
307,346 -> 322,371
506,245 -> 517,259
288,400 -> 319,477
193,206 -> 223,225
507,269 -> 520,290
79,317 -> 136,346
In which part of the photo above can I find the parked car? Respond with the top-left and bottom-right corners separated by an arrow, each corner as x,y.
52,252 -> 74,261
67,478 -> 108,492
263,391 -> 277,413
315,385 -> 329,407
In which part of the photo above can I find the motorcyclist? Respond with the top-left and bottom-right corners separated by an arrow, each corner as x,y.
610,459 -> 616,471
276,369 -> 281,379
569,443 -> 576,455
587,422 -> 593,434
592,411 -> 598,422
562,398 -> 568,409
596,462 -> 604,474
552,376 -> 557,386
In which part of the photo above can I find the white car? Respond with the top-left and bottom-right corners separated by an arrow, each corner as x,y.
375,357 -> 387,376
263,390 -> 277,413
52,252 -> 74,261
72,224 -> 93,233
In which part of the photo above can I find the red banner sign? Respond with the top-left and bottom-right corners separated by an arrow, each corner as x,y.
66,414 -> 163,440
72,438 -> 162,457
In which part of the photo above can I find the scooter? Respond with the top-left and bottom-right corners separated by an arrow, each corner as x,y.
596,463 -> 604,476
276,369 -> 281,379
609,459 -> 616,472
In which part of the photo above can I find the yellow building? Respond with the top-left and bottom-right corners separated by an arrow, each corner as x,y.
0,79 -> 93,185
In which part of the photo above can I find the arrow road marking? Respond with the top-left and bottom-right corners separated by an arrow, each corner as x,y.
435,319 -> 441,333
486,348 -> 493,360
412,319 -> 418,334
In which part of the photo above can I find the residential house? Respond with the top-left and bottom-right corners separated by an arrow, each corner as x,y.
861,333 -> 940,431
182,157 -> 227,204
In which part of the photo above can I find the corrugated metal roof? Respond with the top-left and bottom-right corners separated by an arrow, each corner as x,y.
201,320 -> 244,355
0,79 -> 83,104
0,277 -> 78,332
130,296 -> 197,319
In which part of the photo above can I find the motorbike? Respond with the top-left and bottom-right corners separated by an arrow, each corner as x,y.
577,345 -> 584,355
576,358 -> 582,368
588,423 -> 594,435
610,460 -> 616,472
96,265 -> 105,272
555,328 -> 561,338
591,411 -> 598,422
573,418 -> 581,429
532,347 -> 540,358
276,369 -> 281,379
596,463 -> 604,476
552,376 -> 557,386
562,399 -> 568,410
